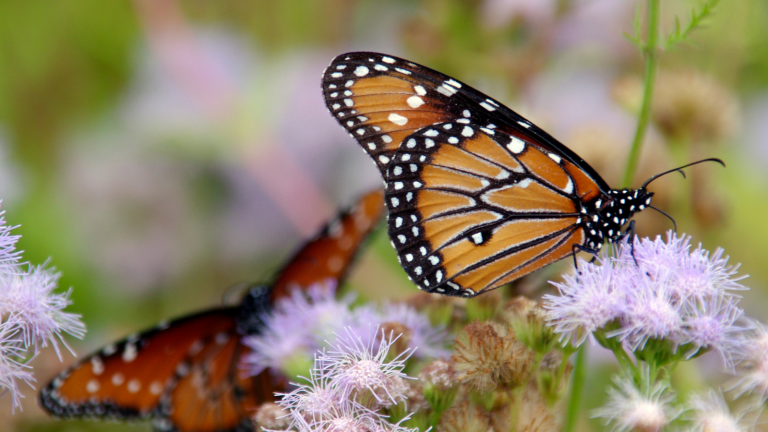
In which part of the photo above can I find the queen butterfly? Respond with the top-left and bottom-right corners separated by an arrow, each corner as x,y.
321,52 -> 722,298
39,189 -> 384,432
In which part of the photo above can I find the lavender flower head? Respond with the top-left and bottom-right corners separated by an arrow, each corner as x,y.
243,283 -> 449,377
273,326 -> 419,432
684,390 -> 751,432
544,232 -> 749,366
0,205 -> 85,410
593,367 -> 680,432
731,318 -> 768,403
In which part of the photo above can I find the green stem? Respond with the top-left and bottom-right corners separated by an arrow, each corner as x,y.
562,344 -> 588,432
622,0 -> 661,189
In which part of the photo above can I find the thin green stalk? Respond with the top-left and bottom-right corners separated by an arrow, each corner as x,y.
562,344 -> 587,432
622,0 -> 661,189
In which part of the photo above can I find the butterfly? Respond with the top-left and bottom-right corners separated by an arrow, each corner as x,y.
39,189 -> 385,432
322,52 -> 721,298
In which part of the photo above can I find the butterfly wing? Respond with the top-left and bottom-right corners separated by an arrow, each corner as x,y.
41,190 -> 384,430
322,53 -> 610,297
155,333 -> 282,432
268,188 -> 385,302
321,52 -> 610,195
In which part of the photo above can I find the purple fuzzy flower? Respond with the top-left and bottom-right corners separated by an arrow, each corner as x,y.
319,326 -> 413,407
274,331 -> 420,432
0,204 -> 85,411
544,232 -> 750,366
243,283 -> 449,377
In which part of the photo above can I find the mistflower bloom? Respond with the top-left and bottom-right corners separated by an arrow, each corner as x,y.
0,264 -> 86,358
243,281 -> 352,375
607,273 -> 684,351
377,302 -> 450,359
684,390 -> 749,432
0,204 -> 86,410
319,326 -> 413,407
244,283 -> 449,378
681,294 -> 749,368
277,347 -> 419,432
593,370 -> 680,432
730,319 -> 768,402
544,255 -> 627,346
544,232 -> 750,365
452,321 -> 533,393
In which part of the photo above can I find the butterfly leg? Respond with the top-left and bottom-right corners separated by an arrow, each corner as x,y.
619,220 -> 639,267
571,243 -> 601,274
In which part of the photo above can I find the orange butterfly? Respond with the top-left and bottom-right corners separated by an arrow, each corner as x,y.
39,189 -> 384,432
322,52 -> 720,298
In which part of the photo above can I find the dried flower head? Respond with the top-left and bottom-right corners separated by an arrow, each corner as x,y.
516,384 -> 561,432
593,369 -> 680,432
453,322 -> 533,393
653,69 -> 739,141
437,401 -> 492,432
420,359 -> 459,413
253,402 -> 291,430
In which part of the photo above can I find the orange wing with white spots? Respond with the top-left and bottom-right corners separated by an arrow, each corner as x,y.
39,309 -> 272,432
269,188 -> 384,302
40,190 -> 384,431
322,53 -> 618,297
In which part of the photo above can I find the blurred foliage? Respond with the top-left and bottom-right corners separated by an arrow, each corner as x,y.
0,0 -> 765,430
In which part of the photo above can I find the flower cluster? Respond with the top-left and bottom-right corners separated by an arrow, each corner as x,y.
0,205 -> 85,410
242,282 -> 449,378
268,327 -> 419,432
544,231 -> 749,367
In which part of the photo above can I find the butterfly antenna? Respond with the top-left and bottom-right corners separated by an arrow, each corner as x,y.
641,158 -> 725,189
648,205 -> 677,233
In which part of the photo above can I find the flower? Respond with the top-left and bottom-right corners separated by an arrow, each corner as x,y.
275,333 -> 420,432
544,232 -> 750,366
684,390 -> 749,432
452,321 -> 533,393
0,265 -> 86,358
593,368 -> 680,432
652,69 -> 739,142
0,204 -> 85,410
319,327 -> 413,407
544,254 -> 627,346
730,319 -> 768,402
243,283 -> 449,378
243,281 -> 352,375
681,294 -> 749,368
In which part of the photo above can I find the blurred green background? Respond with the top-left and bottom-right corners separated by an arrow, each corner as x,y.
2,0 -> 767,430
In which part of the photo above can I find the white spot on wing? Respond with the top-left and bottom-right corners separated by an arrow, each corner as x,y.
507,137 -> 525,154
548,153 -> 562,164
354,66 -> 369,76
382,56 -> 395,63
414,85 -> 427,96
407,96 -> 424,108
388,113 -> 408,126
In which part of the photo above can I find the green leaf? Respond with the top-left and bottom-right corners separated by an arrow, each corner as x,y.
664,0 -> 721,50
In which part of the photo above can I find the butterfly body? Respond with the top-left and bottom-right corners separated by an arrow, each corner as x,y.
322,52 -> 654,297
40,190 -> 385,432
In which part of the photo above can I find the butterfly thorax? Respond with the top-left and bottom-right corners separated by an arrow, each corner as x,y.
581,188 -> 653,251
236,285 -> 271,335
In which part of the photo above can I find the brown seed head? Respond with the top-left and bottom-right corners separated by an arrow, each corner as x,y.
453,322 -> 534,393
